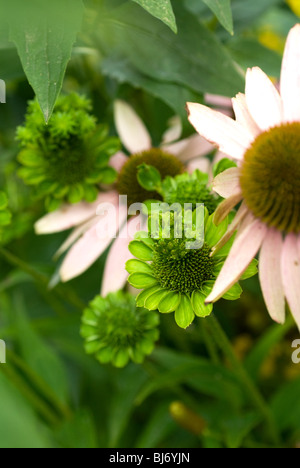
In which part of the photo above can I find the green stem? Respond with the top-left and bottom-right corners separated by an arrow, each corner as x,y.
206,313 -> 280,445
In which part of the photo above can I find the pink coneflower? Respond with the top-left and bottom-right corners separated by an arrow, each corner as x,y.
35,100 -> 214,295
187,25 -> 300,329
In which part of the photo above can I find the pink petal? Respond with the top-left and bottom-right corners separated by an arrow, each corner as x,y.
163,134 -> 214,163
54,217 -> 99,259
186,157 -> 211,175
114,100 -> 151,154
34,192 -> 116,234
245,67 -> 283,131
259,229 -> 285,324
213,192 -> 243,225
60,198 -> 128,282
232,93 -> 260,138
280,24 -> 300,122
213,167 -> 241,198
187,102 -> 252,161
206,219 -> 267,303
281,233 -> 300,330
109,151 -> 128,172
161,116 -> 182,144
205,94 -> 233,110
101,217 -> 137,296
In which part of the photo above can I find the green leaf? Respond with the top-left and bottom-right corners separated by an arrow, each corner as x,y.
271,377 -> 300,431
202,0 -> 234,35
132,0 -> 177,33
5,0 -> 84,122
98,2 -> 244,97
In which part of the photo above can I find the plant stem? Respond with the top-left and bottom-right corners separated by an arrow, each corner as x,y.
206,313 -> 280,445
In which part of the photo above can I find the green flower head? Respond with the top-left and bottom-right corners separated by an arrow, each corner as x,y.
126,208 -> 257,329
17,93 -> 120,211
80,291 -> 160,368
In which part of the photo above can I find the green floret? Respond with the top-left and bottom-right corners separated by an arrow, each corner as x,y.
17,93 -> 120,211
80,291 -> 160,368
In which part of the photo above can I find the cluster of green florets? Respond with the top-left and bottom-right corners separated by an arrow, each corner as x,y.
152,238 -> 215,294
81,292 -> 160,368
17,93 -> 120,211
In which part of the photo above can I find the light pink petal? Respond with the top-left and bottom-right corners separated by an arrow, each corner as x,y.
114,100 -> 151,154
206,219 -> 267,303
281,233 -> 300,330
163,134 -> 214,163
54,217 -> 99,259
213,192 -> 243,225
101,218 -> 136,296
187,102 -> 252,161
232,93 -> 260,138
259,229 -> 285,324
205,94 -> 233,110
211,202 -> 249,256
280,24 -> 300,122
245,67 -> 283,131
109,151 -> 128,172
213,167 -> 241,198
161,116 -> 182,144
35,191 -> 116,234
186,157 -> 211,175
60,200 -> 128,282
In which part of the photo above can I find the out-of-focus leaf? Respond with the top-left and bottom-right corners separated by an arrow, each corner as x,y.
101,55 -> 203,119
222,412 -> 261,448
54,410 -> 98,448
135,402 -> 175,448
0,371 -> 52,448
271,377 -> 300,430
132,0 -> 177,33
231,0 -> 282,31
227,38 -> 282,78
202,0 -> 234,35
97,2 -> 244,97
3,0 -> 84,121
14,293 -> 69,403
136,348 -> 243,406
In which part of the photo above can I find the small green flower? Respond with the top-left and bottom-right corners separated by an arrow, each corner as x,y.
0,192 -> 12,241
17,93 -> 120,211
126,209 -> 257,329
80,291 -> 160,368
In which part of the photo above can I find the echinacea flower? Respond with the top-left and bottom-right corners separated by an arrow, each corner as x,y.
80,291 -> 160,368
126,209 -> 257,329
187,24 -> 300,329
35,101 -> 215,293
17,94 -> 119,211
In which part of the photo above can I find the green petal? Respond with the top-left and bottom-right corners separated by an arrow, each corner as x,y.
68,184 -> 84,204
205,214 -> 228,247
222,283 -> 243,301
113,349 -> 130,368
128,273 -> 157,289
96,347 -> 114,364
45,197 -> 62,212
84,184 -> 98,202
191,290 -> 213,318
0,210 -> 12,226
84,340 -> 102,354
175,295 -> 195,329
240,259 -> 258,280
129,240 -> 154,261
126,259 -> 153,275
0,192 -> 8,210
18,149 -> 44,167
144,289 -> 171,311
136,285 -> 162,307
158,291 -> 181,314
96,167 -> 117,184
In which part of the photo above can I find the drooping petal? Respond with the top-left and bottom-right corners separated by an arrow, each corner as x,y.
280,24 -> 300,122
109,151 -> 128,172
281,233 -> 300,330
186,157 -> 211,175
186,102 -> 252,160
60,198 -> 128,282
259,229 -> 285,324
54,217 -> 99,259
206,219 -> 267,303
205,94 -> 233,110
35,191 -> 116,234
114,100 -> 152,154
163,134 -> 214,163
213,167 -> 241,199
101,216 -> 144,296
245,67 -> 283,131
213,192 -> 243,225
232,93 -> 260,138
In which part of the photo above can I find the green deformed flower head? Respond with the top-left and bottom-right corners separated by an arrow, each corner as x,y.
81,291 -> 160,368
17,94 -> 120,211
126,209 -> 258,329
